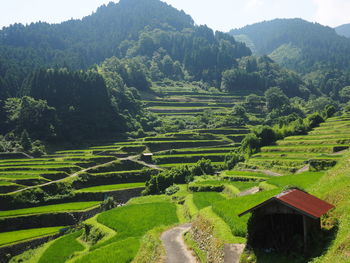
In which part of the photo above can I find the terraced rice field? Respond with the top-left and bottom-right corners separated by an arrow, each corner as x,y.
0,227 -> 64,247
0,84 -> 299,261
3,114 -> 349,262
0,202 -> 100,218
145,82 -> 259,118
242,115 -> 350,173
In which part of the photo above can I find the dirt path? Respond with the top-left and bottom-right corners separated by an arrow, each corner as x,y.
296,164 -> 309,174
10,159 -> 118,194
238,186 -> 260,197
224,244 -> 245,263
120,154 -> 164,170
10,152 -> 164,195
161,223 -> 198,263
238,168 -> 282,177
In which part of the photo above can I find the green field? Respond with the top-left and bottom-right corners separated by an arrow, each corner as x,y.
0,227 -> 63,246
0,202 -> 100,218
38,230 -> 84,263
192,192 -> 226,210
97,202 -> 178,243
76,183 -> 145,192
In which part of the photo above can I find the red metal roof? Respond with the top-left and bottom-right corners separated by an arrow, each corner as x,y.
276,189 -> 334,218
239,189 -> 335,218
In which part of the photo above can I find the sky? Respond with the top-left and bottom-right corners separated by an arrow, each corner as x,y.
1,0 -> 350,31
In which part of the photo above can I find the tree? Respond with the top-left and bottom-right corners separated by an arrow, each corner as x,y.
307,113 -> 324,128
339,86 -> 350,102
264,87 -> 290,111
20,130 -> 31,152
241,133 -> 260,156
253,126 -> 276,146
4,96 -> 57,140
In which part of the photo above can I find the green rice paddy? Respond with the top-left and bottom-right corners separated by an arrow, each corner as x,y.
0,202 -> 100,218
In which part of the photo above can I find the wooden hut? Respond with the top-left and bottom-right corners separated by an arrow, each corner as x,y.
239,189 -> 334,253
141,153 -> 153,163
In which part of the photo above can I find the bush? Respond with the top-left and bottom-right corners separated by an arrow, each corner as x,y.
253,126 -> 276,146
191,158 -> 215,176
224,151 -> 245,170
100,196 -> 118,211
189,185 -> 224,192
241,133 -> 260,156
165,185 -> 180,195
143,166 -> 191,195
307,113 -> 324,128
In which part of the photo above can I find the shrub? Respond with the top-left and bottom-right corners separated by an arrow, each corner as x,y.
241,133 -> 260,156
191,158 -> 215,176
100,196 -> 118,211
224,151 -> 245,170
307,113 -> 324,128
253,126 -> 276,146
189,185 -> 224,192
143,165 -> 191,195
165,185 -> 180,195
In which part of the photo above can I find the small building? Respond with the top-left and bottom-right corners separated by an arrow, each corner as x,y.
140,153 -> 153,163
239,189 -> 334,253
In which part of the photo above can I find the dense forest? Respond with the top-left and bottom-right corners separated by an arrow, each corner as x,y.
230,19 -> 350,73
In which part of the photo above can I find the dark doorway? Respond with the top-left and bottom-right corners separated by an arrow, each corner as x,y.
248,213 -> 304,253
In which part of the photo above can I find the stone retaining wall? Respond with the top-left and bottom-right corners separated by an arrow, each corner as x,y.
0,233 -> 62,263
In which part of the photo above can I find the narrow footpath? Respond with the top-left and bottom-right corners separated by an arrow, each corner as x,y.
161,223 -> 198,263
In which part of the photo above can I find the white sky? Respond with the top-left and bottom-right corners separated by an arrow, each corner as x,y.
0,0 -> 349,31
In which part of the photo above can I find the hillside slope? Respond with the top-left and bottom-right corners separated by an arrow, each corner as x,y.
335,23 -> 350,38
229,18 -> 350,73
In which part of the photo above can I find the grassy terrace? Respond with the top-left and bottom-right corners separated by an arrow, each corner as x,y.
260,144 -> 348,153
244,116 -> 350,172
284,134 -> 350,140
0,164 -> 81,171
76,183 -> 145,192
0,227 -> 63,247
221,170 -> 272,179
89,169 -> 145,176
153,153 -> 227,164
154,147 -> 238,155
0,202 -> 100,218
159,161 -> 225,168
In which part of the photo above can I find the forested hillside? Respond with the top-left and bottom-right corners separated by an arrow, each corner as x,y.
230,19 -> 350,73
335,23 -> 350,38
0,0 -> 252,148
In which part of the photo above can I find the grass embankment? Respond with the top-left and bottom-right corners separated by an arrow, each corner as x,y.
0,202 -> 100,218
306,152 -> 350,263
76,183 -> 145,192
37,230 -> 84,263
0,227 -> 63,247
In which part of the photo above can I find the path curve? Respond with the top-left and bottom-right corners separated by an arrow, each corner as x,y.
10,159 -> 118,194
238,168 -> 282,177
238,186 -> 260,197
161,223 -> 198,263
